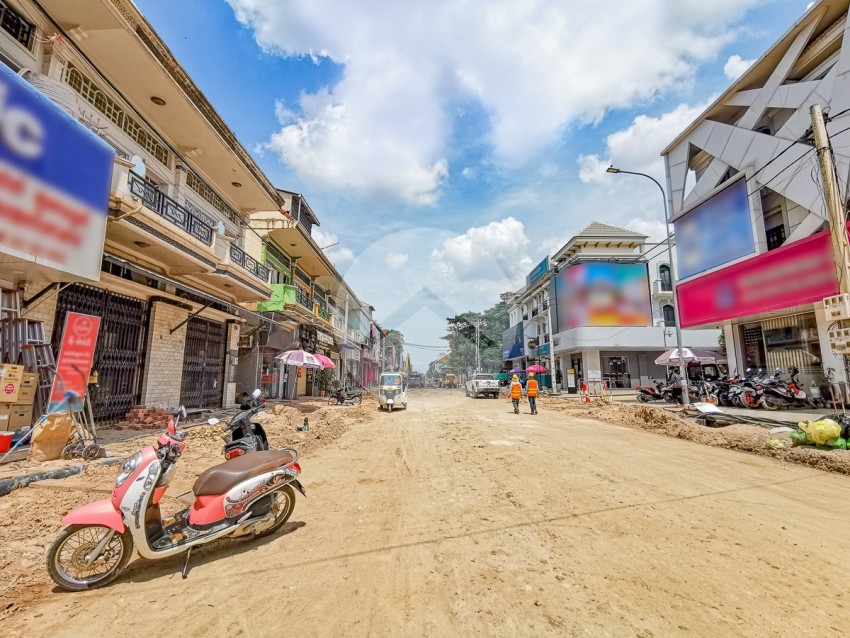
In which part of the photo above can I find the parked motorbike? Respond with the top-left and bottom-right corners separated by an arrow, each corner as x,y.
714,375 -> 741,407
730,368 -> 764,409
661,382 -> 700,405
214,388 -> 269,460
328,386 -> 363,406
46,406 -> 305,591
635,379 -> 666,403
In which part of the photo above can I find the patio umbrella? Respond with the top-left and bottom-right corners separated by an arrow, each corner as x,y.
654,347 -> 725,366
314,353 -> 336,369
276,350 -> 323,369
526,364 -> 548,373
509,367 -> 524,374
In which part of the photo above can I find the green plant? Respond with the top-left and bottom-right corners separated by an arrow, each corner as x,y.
315,368 -> 335,392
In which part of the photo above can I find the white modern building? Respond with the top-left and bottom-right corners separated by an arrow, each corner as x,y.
507,222 -> 720,390
662,0 -> 850,393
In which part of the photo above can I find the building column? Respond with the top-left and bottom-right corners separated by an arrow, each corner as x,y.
582,349 -> 602,383
223,322 -> 239,408
721,321 -> 739,375
141,302 -> 188,408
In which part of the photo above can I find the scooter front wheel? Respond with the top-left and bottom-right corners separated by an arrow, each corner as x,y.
254,485 -> 296,538
353,395 -> 362,405
47,524 -> 134,592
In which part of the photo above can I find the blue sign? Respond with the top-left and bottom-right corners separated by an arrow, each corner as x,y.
527,256 -> 550,287
502,323 -> 524,359
537,342 -> 550,356
0,64 -> 115,281
674,177 -> 754,280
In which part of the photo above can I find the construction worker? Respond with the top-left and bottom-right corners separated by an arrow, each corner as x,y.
509,375 -> 522,414
526,372 -> 539,414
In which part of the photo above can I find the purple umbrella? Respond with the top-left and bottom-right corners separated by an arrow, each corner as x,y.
509,367 -> 524,374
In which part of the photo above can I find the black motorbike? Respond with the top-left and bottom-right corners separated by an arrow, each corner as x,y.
208,389 -> 269,460
328,386 -> 363,405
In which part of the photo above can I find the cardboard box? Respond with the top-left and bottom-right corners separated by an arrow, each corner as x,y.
8,403 -> 33,430
0,364 -> 24,403
0,404 -> 12,432
17,372 -> 38,405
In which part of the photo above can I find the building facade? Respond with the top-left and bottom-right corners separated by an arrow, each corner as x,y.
662,0 -> 850,394
507,222 -> 720,390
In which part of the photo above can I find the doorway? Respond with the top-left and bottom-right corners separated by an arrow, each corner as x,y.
604,355 -> 631,388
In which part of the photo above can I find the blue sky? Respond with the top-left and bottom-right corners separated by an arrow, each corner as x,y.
136,0 -> 812,368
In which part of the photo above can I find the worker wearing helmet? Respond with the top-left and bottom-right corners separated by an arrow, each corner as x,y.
526,372 -> 539,415
509,375 -> 522,414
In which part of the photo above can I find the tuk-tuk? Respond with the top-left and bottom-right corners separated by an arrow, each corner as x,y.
379,372 -> 407,412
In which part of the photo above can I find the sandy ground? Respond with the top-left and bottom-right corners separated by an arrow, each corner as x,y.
3,389 -> 850,636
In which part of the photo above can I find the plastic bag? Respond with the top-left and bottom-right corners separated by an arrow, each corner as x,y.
825,436 -> 847,450
789,430 -> 809,446
763,438 -> 787,450
799,419 -> 842,445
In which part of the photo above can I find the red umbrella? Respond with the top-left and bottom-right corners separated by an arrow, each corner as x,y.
526,364 -> 548,373
314,353 -> 336,369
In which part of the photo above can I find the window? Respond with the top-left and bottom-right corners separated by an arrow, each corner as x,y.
659,264 -> 672,291
0,1 -> 34,50
185,171 -> 240,224
766,225 -> 786,251
662,304 -> 676,327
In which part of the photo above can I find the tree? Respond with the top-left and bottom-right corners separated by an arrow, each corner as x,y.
442,301 -> 509,372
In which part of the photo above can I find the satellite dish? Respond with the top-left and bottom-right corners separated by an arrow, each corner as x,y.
216,221 -> 226,236
130,155 -> 145,178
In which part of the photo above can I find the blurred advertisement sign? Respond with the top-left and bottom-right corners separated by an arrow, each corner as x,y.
674,177 -> 755,280
502,323 -> 524,359
677,227 -> 839,328
49,312 -> 101,411
555,262 -> 652,331
527,256 -> 549,287
0,65 -> 114,281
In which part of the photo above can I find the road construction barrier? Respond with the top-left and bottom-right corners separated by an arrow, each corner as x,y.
580,380 -> 612,405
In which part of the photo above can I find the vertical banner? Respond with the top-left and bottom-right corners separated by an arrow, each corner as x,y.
49,312 -> 101,411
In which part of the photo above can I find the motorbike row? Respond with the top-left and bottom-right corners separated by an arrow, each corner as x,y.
635,366 -> 826,410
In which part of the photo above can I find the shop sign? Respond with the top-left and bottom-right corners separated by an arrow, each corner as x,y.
527,256 -> 550,287
316,330 -> 334,346
0,65 -> 114,281
502,323 -> 524,359
261,373 -> 279,384
538,342 -> 550,356
677,226 -> 838,328
49,312 -> 101,410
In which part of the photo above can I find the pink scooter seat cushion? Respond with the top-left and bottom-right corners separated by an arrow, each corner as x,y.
193,449 -> 295,496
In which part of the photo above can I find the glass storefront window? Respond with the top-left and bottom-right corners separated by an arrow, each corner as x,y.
737,312 -> 821,381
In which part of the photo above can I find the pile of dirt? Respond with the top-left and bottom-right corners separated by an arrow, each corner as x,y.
0,396 -> 375,618
544,399 -> 850,475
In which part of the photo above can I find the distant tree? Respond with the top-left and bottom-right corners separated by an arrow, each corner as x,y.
442,302 -> 509,372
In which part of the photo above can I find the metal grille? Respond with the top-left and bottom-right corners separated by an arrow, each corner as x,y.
180,317 -> 226,409
0,1 -> 34,49
53,284 -> 149,424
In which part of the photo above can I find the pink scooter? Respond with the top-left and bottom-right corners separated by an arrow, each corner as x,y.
46,407 -> 305,591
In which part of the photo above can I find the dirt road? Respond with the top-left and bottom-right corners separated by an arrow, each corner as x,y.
6,390 -> 850,636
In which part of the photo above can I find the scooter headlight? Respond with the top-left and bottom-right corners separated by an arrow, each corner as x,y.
115,452 -> 141,487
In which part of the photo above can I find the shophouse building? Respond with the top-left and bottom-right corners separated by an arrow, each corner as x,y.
662,0 -> 850,394
506,222 -> 719,390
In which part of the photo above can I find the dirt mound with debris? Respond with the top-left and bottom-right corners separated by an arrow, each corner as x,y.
0,396 -> 375,619
544,399 -> 850,475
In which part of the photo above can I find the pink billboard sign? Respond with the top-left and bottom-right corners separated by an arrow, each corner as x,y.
677,227 -> 840,328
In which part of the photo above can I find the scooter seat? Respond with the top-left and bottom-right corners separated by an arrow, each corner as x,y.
193,449 -> 295,496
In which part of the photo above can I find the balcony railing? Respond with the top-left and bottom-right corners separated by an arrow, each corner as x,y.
348,328 -> 363,342
128,171 -> 213,245
316,304 -> 331,322
653,280 -> 674,295
294,285 -> 312,310
229,244 -> 270,282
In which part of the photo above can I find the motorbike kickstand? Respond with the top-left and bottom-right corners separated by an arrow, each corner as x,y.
182,547 -> 193,579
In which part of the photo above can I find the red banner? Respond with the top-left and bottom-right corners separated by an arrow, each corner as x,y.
49,312 -> 101,409
677,228 -> 839,327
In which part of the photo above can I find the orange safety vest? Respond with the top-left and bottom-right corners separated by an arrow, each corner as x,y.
509,381 -> 522,399
527,379 -> 538,397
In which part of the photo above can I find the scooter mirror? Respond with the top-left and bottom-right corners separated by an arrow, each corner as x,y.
179,406 -> 187,419
252,389 -> 262,398
208,417 -> 220,426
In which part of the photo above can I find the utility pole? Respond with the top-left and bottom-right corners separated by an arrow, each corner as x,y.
545,274 -> 559,394
811,104 -> 850,294
472,317 -> 482,372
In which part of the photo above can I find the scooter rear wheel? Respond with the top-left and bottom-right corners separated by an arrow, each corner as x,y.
353,395 -> 362,405
637,393 -> 651,403
47,524 -> 134,591
254,485 -> 296,538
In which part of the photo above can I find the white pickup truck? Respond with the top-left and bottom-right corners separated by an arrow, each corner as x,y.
465,373 -> 501,399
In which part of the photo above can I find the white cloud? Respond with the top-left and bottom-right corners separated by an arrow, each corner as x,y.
228,0 -> 760,205
385,251 -> 409,269
461,167 -> 476,179
312,228 -> 355,264
723,54 -> 756,80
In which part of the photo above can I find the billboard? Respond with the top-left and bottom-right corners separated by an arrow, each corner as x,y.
674,176 -> 755,280
0,65 -> 115,281
677,226 -> 838,328
527,256 -> 549,287
555,262 -> 652,331
502,323 -> 524,359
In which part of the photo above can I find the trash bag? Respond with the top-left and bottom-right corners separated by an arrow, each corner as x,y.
825,436 -> 847,450
789,430 -> 809,446
763,438 -> 787,450
799,419 -> 842,445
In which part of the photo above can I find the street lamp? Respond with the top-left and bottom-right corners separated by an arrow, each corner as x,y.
606,165 -> 690,406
